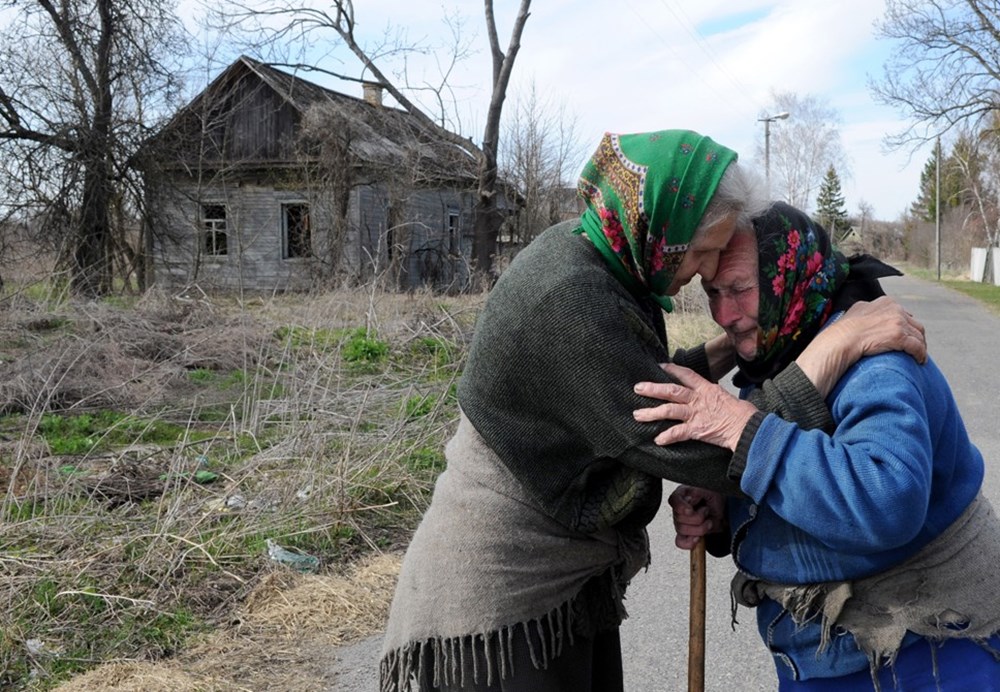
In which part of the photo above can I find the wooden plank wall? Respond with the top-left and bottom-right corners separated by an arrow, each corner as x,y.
150,179 -> 475,293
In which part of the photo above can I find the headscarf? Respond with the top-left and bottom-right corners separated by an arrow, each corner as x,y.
734,201 -> 902,386
577,130 -> 738,311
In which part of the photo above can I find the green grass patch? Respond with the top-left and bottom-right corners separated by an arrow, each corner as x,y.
273,324 -> 345,350
221,369 -> 250,388
407,336 -> 457,368
342,328 -> 389,366
2,581 -> 204,688
194,404 -> 232,422
402,394 -> 437,419
15,277 -> 71,306
133,609 -> 199,656
188,367 -> 216,384
943,278 -> 1000,313
36,411 -> 193,455
2,494 -> 88,522
404,446 -> 445,474
275,324 -> 392,372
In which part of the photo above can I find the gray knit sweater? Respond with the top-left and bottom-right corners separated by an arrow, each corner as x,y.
458,220 -> 833,534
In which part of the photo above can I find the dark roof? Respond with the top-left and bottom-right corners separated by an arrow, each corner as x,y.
150,56 -> 479,183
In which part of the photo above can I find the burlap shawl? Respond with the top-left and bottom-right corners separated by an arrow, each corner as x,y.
379,415 -> 649,692
732,493 -> 1000,689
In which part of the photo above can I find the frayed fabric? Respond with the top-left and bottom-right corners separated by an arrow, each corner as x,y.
379,600 -> 577,692
732,493 -> 1000,690
380,416 -> 648,692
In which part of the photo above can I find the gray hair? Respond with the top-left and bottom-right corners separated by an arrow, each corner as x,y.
693,159 -> 769,239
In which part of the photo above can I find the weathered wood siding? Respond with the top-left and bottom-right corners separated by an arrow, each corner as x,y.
148,177 -> 475,292
219,77 -> 300,163
168,74 -> 303,167
148,178 -> 332,291
356,185 -> 475,291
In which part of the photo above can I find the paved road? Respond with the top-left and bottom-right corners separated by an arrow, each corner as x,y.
329,273 -> 1000,691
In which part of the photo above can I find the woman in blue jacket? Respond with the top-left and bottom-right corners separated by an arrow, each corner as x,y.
635,202 -> 1000,690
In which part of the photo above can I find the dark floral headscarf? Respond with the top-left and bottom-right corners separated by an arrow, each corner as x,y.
735,202 -> 850,385
576,130 -> 737,311
734,201 -> 903,386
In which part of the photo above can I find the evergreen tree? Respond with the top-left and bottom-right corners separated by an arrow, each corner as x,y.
814,165 -> 852,243
910,153 -> 939,221
910,139 -> 971,222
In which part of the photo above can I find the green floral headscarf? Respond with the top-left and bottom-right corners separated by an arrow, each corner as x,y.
576,130 -> 738,311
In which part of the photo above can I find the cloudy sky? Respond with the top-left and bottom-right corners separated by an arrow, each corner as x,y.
495,0 -> 930,221
193,0 -> 932,221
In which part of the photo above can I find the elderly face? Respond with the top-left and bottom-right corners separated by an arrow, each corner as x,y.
702,232 -> 760,360
666,216 -> 738,295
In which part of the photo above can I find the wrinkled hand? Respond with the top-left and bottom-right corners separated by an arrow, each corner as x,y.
668,485 -> 727,550
838,296 -> 927,364
795,295 -> 928,398
633,363 -> 757,450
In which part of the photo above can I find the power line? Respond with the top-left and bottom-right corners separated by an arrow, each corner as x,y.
655,0 -> 768,113
618,0 -> 758,114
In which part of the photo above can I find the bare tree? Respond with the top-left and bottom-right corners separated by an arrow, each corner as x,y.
873,1 -> 1000,274
872,0 -> 1000,149
0,0 -> 187,296
948,126 -> 1000,278
498,81 -> 585,251
757,92 -> 848,212
212,0 -> 532,280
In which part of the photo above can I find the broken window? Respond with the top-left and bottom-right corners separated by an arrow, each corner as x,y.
283,203 -> 311,259
447,208 -> 460,256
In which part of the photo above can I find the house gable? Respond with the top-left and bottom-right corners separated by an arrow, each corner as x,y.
143,57 -> 482,293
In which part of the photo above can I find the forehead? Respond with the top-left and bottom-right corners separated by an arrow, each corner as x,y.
689,216 -> 737,252
705,234 -> 757,288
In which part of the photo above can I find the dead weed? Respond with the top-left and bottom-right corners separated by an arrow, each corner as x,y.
55,553 -> 401,692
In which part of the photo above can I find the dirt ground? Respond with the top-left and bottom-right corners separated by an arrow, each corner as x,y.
55,552 -> 400,692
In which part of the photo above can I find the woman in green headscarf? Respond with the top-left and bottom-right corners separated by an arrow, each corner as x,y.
379,131 -> 925,692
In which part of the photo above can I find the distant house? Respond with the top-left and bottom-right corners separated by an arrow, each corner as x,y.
552,186 -> 586,222
836,225 -> 864,255
142,56 -> 491,292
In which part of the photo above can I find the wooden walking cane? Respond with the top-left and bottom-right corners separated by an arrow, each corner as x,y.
687,539 -> 707,692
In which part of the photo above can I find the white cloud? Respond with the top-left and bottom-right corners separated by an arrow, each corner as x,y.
189,0 -> 926,219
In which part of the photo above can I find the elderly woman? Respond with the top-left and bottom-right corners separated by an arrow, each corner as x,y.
638,202 -> 1000,690
380,133 -> 926,692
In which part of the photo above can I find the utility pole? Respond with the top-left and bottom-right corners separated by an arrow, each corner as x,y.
758,111 -> 790,190
936,136 -> 941,281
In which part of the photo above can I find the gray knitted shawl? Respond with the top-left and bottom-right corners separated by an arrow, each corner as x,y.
380,416 -> 645,691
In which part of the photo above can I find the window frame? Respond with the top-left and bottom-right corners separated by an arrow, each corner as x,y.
201,203 -> 228,257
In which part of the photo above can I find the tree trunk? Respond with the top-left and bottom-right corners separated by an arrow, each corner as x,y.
469,0 -> 531,282
73,159 -> 113,296
472,195 -> 502,282
71,0 -> 115,297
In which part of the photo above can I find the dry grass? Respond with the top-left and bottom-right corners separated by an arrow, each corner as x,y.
55,553 -> 401,691
0,279 -> 717,690
0,284 -> 480,689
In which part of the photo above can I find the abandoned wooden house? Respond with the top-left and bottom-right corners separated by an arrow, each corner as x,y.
142,56 -> 490,292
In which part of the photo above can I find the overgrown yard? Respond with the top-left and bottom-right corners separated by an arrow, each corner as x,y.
3,266 -> 992,689
0,285 -> 490,690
